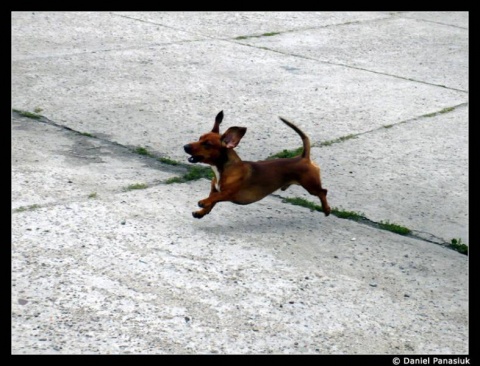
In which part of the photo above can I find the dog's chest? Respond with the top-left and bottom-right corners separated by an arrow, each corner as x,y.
211,166 -> 221,191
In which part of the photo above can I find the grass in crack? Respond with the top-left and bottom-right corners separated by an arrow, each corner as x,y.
282,198 -> 412,237
235,32 -> 281,40
424,107 -> 456,118
125,183 -> 149,191
166,166 -> 213,184
320,134 -> 358,147
282,198 -> 365,220
13,109 -> 42,120
378,220 -> 411,236
268,134 -> 360,157
449,238 -> 468,255
262,32 -> 281,37
281,197 -> 465,255
14,204 -> 42,213
267,147 -> 304,160
282,197 -> 325,212
134,147 -> 154,157
331,207 -> 364,221
158,157 -> 181,166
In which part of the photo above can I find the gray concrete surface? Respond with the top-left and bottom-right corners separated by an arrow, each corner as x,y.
11,12 -> 468,354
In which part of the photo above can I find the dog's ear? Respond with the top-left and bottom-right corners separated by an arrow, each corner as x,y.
221,127 -> 247,148
211,110 -> 224,133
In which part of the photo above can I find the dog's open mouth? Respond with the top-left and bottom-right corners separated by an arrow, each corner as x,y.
188,155 -> 203,163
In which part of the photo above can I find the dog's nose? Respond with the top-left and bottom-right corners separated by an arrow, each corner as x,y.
184,144 -> 192,153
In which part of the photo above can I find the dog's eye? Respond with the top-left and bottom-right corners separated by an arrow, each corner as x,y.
202,141 -> 212,148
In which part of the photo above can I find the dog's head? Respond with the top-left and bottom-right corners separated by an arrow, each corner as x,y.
183,111 -> 247,165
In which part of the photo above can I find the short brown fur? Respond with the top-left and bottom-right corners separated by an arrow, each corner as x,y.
184,111 -> 331,219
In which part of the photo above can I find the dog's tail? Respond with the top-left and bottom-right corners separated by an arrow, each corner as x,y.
278,117 -> 311,159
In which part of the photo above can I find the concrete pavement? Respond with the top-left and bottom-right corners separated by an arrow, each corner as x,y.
11,11 -> 468,354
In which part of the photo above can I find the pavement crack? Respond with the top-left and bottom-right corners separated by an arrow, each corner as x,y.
232,42 -> 468,93
111,12 -> 218,42
311,102 -> 468,148
272,193 -> 467,255
11,109 -> 189,177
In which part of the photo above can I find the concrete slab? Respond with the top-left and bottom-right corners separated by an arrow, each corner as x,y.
113,11 -> 391,39
243,14 -> 468,91
12,38 -> 466,164
12,11 -> 202,60
12,114 -> 179,210
402,11 -> 469,28
12,183 -> 468,354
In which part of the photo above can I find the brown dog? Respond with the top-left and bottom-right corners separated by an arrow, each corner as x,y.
184,111 -> 331,219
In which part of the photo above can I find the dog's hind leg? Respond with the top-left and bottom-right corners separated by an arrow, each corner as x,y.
298,168 -> 331,216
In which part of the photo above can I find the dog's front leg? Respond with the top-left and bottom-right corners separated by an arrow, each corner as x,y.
192,204 -> 215,219
193,194 -> 222,219
193,187 -> 236,219
192,179 -> 219,219
193,199 -> 216,219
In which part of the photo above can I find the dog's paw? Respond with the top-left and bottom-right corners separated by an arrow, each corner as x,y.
192,211 -> 204,219
323,206 -> 331,216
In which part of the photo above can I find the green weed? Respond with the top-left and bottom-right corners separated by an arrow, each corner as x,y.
14,204 -> 41,213
449,238 -> 468,255
125,183 -> 149,191
267,147 -> 303,159
282,198 -> 365,220
320,134 -> 358,147
439,107 -> 455,114
282,197 -> 323,212
424,107 -> 455,118
235,31 -> 281,40
166,166 -> 213,184
331,207 -> 364,221
158,157 -> 180,166
13,109 -> 42,120
262,32 -> 280,37
378,220 -> 411,236
133,147 -> 154,157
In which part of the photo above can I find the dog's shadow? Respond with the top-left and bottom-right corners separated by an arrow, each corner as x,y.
193,205 -> 324,236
